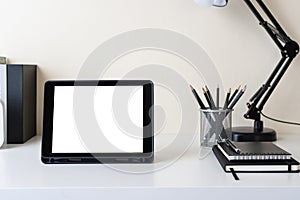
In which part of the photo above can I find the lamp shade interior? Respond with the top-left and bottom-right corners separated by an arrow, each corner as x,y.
194,0 -> 228,7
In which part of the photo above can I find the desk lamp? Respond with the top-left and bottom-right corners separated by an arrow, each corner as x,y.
194,0 -> 299,141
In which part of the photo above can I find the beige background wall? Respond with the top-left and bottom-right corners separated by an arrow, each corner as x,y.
0,0 -> 299,136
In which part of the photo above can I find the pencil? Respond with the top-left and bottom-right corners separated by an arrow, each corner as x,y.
223,88 -> 231,110
202,87 -> 213,109
228,85 -> 241,105
228,85 -> 247,109
205,85 -> 216,109
216,85 -> 220,108
190,85 -> 206,109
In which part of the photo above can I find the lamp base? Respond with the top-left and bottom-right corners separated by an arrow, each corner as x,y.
231,126 -> 277,142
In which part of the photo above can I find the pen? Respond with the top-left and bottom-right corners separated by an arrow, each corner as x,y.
190,85 -> 206,109
225,139 -> 241,154
228,85 -> 247,109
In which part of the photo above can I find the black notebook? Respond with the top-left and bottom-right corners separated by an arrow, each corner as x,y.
217,141 -> 291,161
213,145 -> 299,173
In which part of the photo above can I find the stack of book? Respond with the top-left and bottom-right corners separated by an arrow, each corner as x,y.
213,140 -> 300,173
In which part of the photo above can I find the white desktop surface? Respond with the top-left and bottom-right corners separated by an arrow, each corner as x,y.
0,133 -> 300,200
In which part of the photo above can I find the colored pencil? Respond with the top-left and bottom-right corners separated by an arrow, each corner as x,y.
202,87 -> 213,109
228,85 -> 241,105
223,88 -> 231,110
205,85 -> 216,109
190,85 -> 206,109
216,85 -> 220,108
228,85 -> 247,109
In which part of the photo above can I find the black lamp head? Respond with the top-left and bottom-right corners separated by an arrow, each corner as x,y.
194,0 -> 228,7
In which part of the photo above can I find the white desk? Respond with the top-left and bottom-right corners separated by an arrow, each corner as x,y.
0,133 -> 300,200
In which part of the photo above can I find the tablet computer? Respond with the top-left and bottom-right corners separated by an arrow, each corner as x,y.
42,80 -> 154,164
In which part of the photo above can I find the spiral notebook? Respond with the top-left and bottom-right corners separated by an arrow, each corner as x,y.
213,145 -> 299,173
217,142 -> 292,161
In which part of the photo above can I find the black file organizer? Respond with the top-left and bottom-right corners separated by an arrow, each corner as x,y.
7,64 -> 37,144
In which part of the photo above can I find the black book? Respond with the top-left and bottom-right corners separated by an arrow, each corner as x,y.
217,141 -> 291,161
213,145 -> 299,173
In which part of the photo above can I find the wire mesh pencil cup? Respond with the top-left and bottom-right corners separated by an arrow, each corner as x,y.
199,108 -> 232,159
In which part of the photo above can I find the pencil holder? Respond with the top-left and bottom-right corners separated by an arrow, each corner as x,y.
199,109 -> 232,159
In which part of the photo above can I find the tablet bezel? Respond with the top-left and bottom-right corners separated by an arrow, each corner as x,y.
41,80 -> 154,163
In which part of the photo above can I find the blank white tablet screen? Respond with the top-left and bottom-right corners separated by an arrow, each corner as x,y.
52,86 -> 143,153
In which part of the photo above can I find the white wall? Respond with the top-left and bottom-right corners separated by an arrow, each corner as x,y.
0,0 -> 299,136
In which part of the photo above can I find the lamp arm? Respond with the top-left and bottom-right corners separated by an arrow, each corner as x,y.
242,0 -> 299,131
257,57 -> 294,111
244,0 -> 284,50
255,0 -> 287,38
